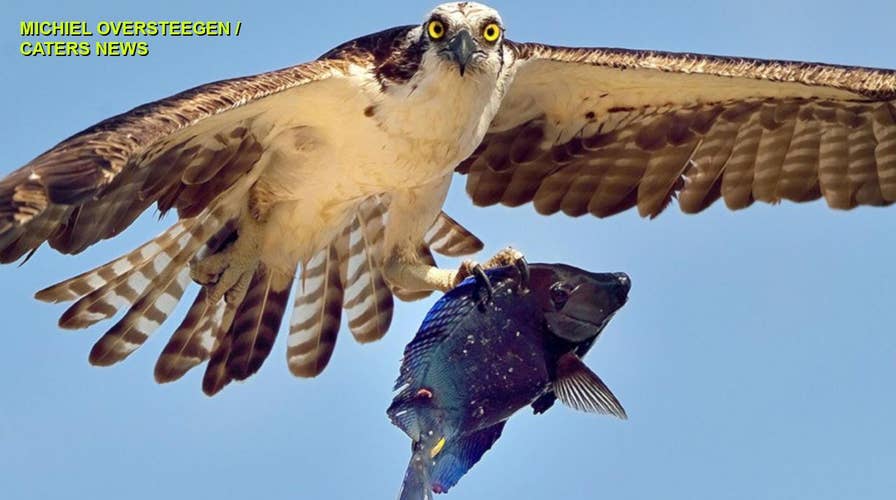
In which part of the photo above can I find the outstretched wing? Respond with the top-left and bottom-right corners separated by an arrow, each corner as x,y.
0,56 -> 360,263
3,25 -> 482,394
458,43 -> 896,218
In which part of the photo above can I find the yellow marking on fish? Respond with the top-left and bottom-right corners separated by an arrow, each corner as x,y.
430,437 -> 446,458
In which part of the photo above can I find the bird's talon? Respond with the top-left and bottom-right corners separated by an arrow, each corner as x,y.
472,264 -> 494,297
189,253 -> 229,287
224,271 -> 253,305
190,237 -> 258,305
514,256 -> 530,292
471,264 -> 494,308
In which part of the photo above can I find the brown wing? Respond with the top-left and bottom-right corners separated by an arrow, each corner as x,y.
458,42 -> 896,218
0,57 -> 360,264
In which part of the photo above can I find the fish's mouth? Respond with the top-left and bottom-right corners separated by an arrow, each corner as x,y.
545,274 -> 630,342
547,308 -> 617,333
567,276 -> 630,318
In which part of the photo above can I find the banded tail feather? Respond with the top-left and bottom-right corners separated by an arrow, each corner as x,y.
201,261 -> 296,396
341,196 -> 393,344
226,263 -> 294,380
424,212 -> 484,257
202,304 -> 239,396
287,242 -> 344,378
200,245 -> 253,396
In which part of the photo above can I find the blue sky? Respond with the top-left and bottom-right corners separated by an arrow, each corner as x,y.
2,1 -> 895,499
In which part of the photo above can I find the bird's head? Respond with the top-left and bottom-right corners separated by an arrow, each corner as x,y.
528,264 -> 631,344
419,2 -> 505,77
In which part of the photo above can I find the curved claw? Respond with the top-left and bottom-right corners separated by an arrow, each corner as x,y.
471,264 -> 494,310
514,256 -> 530,292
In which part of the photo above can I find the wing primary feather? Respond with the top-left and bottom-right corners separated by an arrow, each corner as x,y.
201,304 -> 239,396
34,220 -> 191,303
54,209 -> 225,329
154,220 -> 238,383
459,46 -> 896,218
872,103 -> 896,201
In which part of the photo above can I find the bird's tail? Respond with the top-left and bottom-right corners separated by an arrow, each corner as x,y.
199,259 -> 295,395
398,445 -> 434,500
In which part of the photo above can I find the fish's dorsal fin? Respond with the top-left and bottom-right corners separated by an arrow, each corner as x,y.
554,354 -> 627,419
430,422 -> 506,494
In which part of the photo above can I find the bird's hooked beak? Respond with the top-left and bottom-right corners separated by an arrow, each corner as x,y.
446,29 -> 476,76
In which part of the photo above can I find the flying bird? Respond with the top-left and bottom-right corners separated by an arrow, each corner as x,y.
1,2 -> 894,395
389,263 -> 630,498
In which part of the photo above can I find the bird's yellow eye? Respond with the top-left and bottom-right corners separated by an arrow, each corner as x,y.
428,20 -> 446,40
482,23 -> 501,43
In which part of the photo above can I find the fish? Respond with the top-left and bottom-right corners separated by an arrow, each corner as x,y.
387,262 -> 631,499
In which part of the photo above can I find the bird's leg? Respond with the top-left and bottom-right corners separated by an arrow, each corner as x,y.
383,254 -> 457,293
384,246 -> 527,295
190,193 -> 270,305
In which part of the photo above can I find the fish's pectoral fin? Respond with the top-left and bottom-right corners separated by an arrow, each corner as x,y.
430,421 -> 506,494
554,353 -> 627,419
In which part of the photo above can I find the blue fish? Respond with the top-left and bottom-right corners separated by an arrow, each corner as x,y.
388,262 -> 630,499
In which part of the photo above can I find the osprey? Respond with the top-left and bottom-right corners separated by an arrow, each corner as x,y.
1,2 -> 894,395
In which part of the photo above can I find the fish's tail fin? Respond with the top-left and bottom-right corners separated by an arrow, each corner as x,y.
430,422 -> 505,494
398,446 -> 434,500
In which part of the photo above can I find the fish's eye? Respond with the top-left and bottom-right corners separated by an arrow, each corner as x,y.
428,19 -> 446,40
549,283 -> 570,308
482,23 -> 501,43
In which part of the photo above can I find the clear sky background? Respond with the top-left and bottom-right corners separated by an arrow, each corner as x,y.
2,1 -> 895,499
